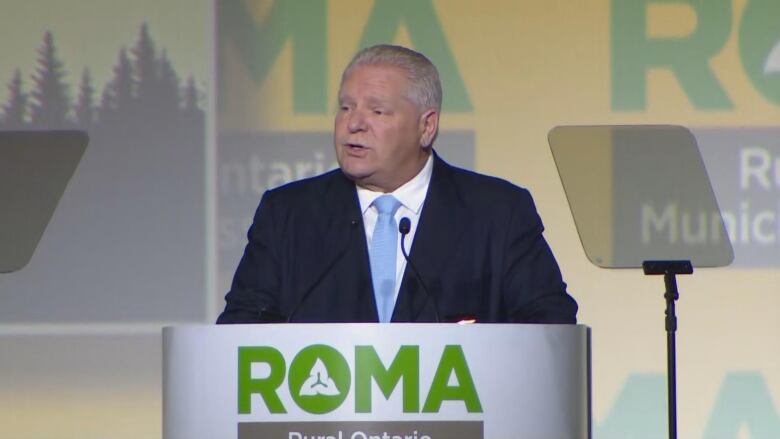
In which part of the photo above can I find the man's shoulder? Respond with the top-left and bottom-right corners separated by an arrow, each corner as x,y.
438,158 -> 533,204
264,168 -> 348,203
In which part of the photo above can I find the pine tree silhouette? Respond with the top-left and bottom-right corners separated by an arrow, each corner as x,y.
29,31 -> 71,128
112,47 -> 135,114
183,75 -> 199,113
75,68 -> 96,127
98,79 -> 116,124
182,75 -> 205,128
1,69 -> 28,129
0,22 -> 209,132
97,47 -> 135,127
2,24 -> 207,131
132,23 -> 157,109
157,50 -> 180,116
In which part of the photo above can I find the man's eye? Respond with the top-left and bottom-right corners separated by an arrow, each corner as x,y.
373,109 -> 384,115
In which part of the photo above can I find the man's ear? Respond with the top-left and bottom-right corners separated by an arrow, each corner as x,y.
419,109 -> 439,147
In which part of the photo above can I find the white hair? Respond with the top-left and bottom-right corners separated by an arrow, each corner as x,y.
341,44 -> 442,112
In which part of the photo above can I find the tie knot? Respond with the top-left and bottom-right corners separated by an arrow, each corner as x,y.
373,194 -> 401,215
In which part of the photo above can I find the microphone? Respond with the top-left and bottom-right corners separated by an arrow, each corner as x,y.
398,217 -> 411,235
286,217 -> 361,323
399,217 -> 440,323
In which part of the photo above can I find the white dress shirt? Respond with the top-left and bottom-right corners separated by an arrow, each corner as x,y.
357,154 -> 434,307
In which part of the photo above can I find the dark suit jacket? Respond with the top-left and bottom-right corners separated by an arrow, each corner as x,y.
217,154 -> 577,324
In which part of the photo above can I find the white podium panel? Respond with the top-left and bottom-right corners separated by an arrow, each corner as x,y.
163,324 -> 590,439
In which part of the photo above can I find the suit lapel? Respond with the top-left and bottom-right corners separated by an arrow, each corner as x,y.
295,171 -> 378,320
393,155 -> 470,322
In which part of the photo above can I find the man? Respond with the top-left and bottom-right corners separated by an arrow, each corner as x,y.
217,44 -> 577,324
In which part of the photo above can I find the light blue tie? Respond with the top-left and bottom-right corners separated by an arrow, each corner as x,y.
369,195 -> 401,323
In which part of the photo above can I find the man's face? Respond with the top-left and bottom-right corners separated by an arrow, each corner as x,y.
334,64 -> 437,192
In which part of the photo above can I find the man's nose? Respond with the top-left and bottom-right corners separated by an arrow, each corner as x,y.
347,110 -> 367,132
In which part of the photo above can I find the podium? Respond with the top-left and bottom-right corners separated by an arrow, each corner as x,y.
163,324 -> 591,439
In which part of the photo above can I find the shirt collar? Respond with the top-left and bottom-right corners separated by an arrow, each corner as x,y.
357,154 -> 434,214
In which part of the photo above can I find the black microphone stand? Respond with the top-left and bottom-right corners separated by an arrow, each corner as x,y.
399,217 -> 440,323
642,260 -> 693,439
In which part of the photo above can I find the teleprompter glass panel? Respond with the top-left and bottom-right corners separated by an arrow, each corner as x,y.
0,130 -> 88,273
548,125 -> 733,268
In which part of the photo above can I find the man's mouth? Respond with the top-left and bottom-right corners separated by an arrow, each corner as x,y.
345,142 -> 367,149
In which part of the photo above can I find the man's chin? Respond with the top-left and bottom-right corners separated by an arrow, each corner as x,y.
339,167 -> 383,190
337,155 -> 370,175
338,163 -> 369,179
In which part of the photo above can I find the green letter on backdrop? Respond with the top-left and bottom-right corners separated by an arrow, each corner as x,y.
596,372 -> 780,439
218,0 -> 327,113
611,0 -> 732,110
357,0 -> 472,112
703,372 -> 780,439
738,0 -> 780,105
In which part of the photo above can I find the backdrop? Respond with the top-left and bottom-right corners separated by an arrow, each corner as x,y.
1,1 -> 778,438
